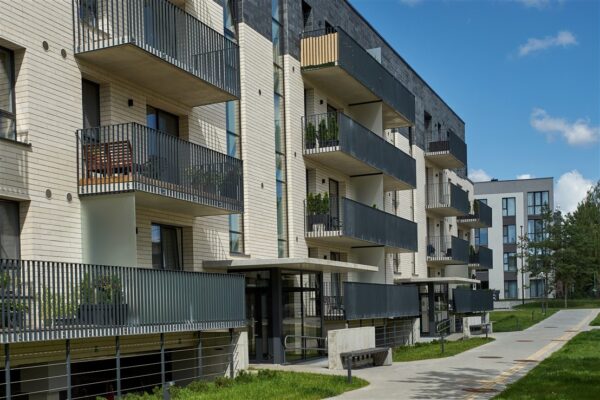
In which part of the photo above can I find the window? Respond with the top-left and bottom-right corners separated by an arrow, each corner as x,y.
502,197 -> 516,217
0,47 -> 16,141
146,106 -> 179,137
503,224 -> 516,244
0,200 -> 20,259
528,219 -> 546,243
503,252 -> 517,272
528,191 -> 549,215
223,0 -> 236,39
226,101 -> 244,254
151,224 -> 183,270
504,281 -> 518,299
530,279 -> 545,298
475,228 -> 488,247
302,1 -> 312,30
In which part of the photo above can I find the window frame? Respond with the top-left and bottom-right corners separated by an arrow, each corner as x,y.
503,252 -> 517,272
528,191 -> 549,216
151,223 -> 183,271
0,199 -> 20,259
0,46 -> 16,142
502,197 -> 515,217
503,224 -> 516,244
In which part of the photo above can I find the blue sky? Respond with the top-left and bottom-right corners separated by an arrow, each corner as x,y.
351,0 -> 599,212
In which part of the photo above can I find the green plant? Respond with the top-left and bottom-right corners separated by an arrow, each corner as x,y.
318,118 -> 328,144
39,287 -> 78,318
257,369 -> 278,379
305,121 -> 317,147
307,192 -> 321,215
186,380 -> 210,392
321,192 -> 330,214
327,113 -> 339,142
2,300 -> 28,312
80,272 -> 124,305
0,272 -> 11,289
372,204 -> 377,209
473,200 -> 480,215
214,376 -> 233,388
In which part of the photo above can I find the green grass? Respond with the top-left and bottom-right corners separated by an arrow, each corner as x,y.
494,330 -> 600,400
392,337 -> 494,362
590,312 -> 600,326
490,309 -> 558,332
119,370 -> 368,400
514,298 -> 600,310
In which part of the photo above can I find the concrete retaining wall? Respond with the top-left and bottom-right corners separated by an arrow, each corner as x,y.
327,327 -> 375,370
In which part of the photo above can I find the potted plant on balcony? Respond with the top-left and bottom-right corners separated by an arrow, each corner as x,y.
307,192 -> 329,232
326,113 -> 339,146
317,118 -> 329,148
0,272 -> 12,298
78,273 -> 128,326
305,121 -> 317,150
1,300 -> 27,329
473,200 -> 480,217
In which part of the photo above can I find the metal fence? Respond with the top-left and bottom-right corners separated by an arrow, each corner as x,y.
302,112 -> 416,188
425,129 -> 467,167
72,0 -> 240,97
0,260 -> 245,343
301,27 -> 415,125
343,282 -> 420,320
77,123 -> 243,213
458,199 -> 493,227
305,197 -> 418,251
453,288 -> 494,314
426,236 -> 470,264
426,182 -> 470,215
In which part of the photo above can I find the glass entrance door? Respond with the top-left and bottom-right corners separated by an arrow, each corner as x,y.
244,271 -> 271,362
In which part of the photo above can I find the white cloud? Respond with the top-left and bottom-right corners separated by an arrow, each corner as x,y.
469,169 -> 492,182
518,30 -> 577,57
555,170 -> 594,213
517,174 -> 535,180
530,108 -> 599,146
399,0 -> 423,6
517,0 -> 550,9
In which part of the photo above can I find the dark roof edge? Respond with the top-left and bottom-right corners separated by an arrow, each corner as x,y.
474,177 -> 554,184
345,0 -> 465,125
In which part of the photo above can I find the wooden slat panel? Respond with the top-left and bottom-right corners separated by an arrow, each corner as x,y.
301,32 -> 338,67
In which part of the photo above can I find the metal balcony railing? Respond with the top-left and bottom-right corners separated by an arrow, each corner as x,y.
305,196 -> 418,251
452,288 -> 494,314
300,27 -> 415,124
343,282 -> 420,320
426,235 -> 470,264
469,246 -> 493,269
426,182 -> 470,215
0,259 -> 245,343
302,112 -> 416,188
425,130 -> 467,167
76,123 -> 243,213
72,0 -> 240,98
458,200 -> 493,228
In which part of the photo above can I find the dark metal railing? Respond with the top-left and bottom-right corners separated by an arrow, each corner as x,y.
301,27 -> 415,124
458,199 -> 493,227
76,123 -> 243,213
343,282 -> 420,320
453,288 -> 494,314
426,182 -> 470,215
72,0 -> 240,97
0,259 -> 245,343
425,130 -> 467,167
426,235 -> 469,264
322,281 -> 345,320
470,246 -> 493,269
302,112 -> 416,188
305,196 -> 418,251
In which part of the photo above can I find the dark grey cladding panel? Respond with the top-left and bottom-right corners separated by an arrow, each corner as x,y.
236,0 -> 272,41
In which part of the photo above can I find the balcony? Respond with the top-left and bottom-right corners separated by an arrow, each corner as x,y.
425,130 -> 467,169
323,281 -> 419,321
77,123 -> 243,216
305,197 -> 417,252
302,112 -> 416,191
0,259 -> 245,343
469,246 -> 493,269
426,235 -> 469,265
426,182 -> 470,216
73,0 -> 239,106
300,27 -> 415,128
457,200 -> 493,228
452,288 -> 494,314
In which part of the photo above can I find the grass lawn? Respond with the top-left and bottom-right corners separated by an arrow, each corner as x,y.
490,309 -> 558,333
590,312 -> 600,326
515,299 -> 600,309
494,330 -> 600,400
120,370 -> 368,400
393,337 -> 494,362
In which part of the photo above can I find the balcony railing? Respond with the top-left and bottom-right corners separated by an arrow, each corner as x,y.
72,0 -> 240,102
305,196 -> 418,251
452,288 -> 494,314
300,27 -> 415,126
0,259 -> 245,343
426,182 -> 470,216
425,130 -> 467,168
458,200 -> 493,228
426,235 -> 469,264
302,112 -> 416,190
469,246 -> 493,269
77,123 -> 243,214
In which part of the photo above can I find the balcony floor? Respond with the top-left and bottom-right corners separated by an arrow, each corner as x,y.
426,257 -> 468,266
76,44 -> 237,107
425,151 -> 464,169
306,230 -> 414,253
457,218 -> 488,229
426,204 -> 468,217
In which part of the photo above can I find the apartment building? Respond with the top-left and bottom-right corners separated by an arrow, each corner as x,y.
474,178 -> 554,300
0,0 -> 492,397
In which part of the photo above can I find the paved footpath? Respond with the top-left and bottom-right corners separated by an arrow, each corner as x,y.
261,309 -> 600,400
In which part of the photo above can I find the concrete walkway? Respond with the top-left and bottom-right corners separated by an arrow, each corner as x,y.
258,309 -> 600,399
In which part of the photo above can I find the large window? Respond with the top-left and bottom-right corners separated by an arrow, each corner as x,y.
0,200 -> 20,259
475,228 -> 488,247
226,101 -> 244,254
0,47 -> 16,141
530,279 -> 545,298
503,252 -> 517,272
503,224 -> 516,244
528,219 -> 547,243
528,191 -> 549,215
504,281 -> 518,299
151,223 -> 183,270
502,197 -> 516,217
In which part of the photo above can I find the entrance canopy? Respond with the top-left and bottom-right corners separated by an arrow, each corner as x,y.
204,257 -> 378,273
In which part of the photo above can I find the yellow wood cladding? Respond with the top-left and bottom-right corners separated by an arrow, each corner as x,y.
301,32 -> 338,67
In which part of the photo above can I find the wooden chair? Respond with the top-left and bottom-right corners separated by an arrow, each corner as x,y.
84,141 -> 133,178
